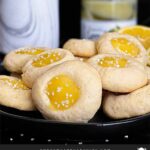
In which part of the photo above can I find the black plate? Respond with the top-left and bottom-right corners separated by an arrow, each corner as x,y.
1,105 -> 150,139
0,56 -> 150,139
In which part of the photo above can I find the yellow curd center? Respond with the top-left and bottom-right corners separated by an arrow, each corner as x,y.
121,27 -> 150,40
46,74 -> 80,110
16,48 -> 45,55
32,52 -> 62,67
98,56 -> 127,68
111,38 -> 140,57
121,27 -> 150,49
0,78 -> 29,90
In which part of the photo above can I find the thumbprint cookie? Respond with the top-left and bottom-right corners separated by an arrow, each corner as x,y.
0,75 -> 35,111
3,47 -> 49,73
96,33 -> 147,64
87,54 -> 148,93
22,49 -> 75,88
32,60 -> 102,123
103,84 -> 150,119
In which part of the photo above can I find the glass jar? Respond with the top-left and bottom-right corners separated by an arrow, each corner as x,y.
81,0 -> 137,39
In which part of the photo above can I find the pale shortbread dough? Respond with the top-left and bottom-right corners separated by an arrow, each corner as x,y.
3,47 -> 49,73
96,32 -> 148,65
87,54 -> 148,93
63,39 -> 97,57
147,48 -> 150,66
32,60 -> 102,123
22,49 -> 75,88
0,75 -> 35,111
103,84 -> 150,119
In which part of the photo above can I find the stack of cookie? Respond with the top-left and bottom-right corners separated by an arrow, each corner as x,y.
2,47 -> 102,123
0,25 -> 150,123
63,25 -> 150,120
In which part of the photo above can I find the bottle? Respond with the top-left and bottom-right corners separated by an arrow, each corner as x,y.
81,0 -> 137,39
0,0 -> 59,53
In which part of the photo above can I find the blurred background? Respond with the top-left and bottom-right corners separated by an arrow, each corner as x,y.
0,0 -> 149,52
60,0 -> 150,45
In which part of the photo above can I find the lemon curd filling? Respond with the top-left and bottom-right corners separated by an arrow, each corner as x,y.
111,38 -> 140,57
121,27 -> 150,40
46,74 -> 80,110
98,56 -> 127,68
32,52 -> 62,67
0,78 -> 29,90
121,27 -> 150,49
16,48 -> 45,55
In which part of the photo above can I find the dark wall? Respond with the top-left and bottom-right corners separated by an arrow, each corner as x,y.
59,0 -> 150,45
59,0 -> 80,46
138,0 -> 150,26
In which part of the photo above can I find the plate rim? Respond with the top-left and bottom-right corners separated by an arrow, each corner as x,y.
0,108 -> 150,127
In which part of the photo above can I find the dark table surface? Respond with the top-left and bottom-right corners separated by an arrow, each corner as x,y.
1,120 -> 150,144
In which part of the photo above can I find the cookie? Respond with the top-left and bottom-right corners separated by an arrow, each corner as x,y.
22,49 -> 75,88
103,84 -> 150,119
32,60 -> 102,123
87,54 -> 148,93
3,47 -> 49,73
0,75 -> 35,111
63,39 -> 97,57
118,25 -> 150,49
96,32 -> 148,64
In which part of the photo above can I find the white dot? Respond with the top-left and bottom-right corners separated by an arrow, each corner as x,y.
30,138 -> 35,141
57,87 -> 62,92
48,139 -> 51,142
10,138 -> 13,141
51,92 -> 55,96
78,142 -> 83,145
137,148 -> 146,150
105,139 -> 109,143
20,133 -> 24,137
124,135 -> 129,139
66,93 -> 69,98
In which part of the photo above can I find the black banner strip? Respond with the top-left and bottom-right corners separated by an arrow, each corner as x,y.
0,144 -> 149,150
